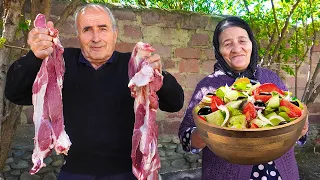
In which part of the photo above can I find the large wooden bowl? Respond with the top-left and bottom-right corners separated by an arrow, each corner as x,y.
193,105 -> 308,165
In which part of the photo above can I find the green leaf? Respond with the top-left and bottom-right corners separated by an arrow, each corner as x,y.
18,20 -> 31,32
0,37 -> 6,48
281,65 -> 295,76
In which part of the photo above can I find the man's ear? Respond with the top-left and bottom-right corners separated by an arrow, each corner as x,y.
114,28 -> 118,39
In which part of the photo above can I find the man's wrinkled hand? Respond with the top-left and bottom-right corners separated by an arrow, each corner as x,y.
147,54 -> 162,73
27,21 -> 55,60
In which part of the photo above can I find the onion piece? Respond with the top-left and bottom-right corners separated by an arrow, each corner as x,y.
283,91 -> 291,101
254,106 -> 265,110
251,118 -> 268,127
226,100 -> 243,109
201,95 -> 212,104
217,105 -> 230,127
242,92 -> 255,103
257,109 -> 272,125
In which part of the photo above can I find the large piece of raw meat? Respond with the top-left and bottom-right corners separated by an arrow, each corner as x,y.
128,42 -> 163,180
30,14 -> 71,174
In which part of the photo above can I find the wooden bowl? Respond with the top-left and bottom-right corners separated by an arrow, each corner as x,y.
193,105 -> 308,165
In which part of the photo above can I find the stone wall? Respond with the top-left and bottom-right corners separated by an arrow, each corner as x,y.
17,1 -> 320,135
3,1 -> 320,179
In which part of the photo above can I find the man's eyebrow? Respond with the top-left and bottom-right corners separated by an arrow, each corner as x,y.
82,24 -> 108,31
83,26 -> 92,31
98,24 -> 108,28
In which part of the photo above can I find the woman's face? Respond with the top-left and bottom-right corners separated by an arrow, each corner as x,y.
219,26 -> 252,72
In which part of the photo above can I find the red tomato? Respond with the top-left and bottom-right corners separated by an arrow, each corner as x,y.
242,102 -> 257,121
252,83 -> 284,96
198,115 -> 206,121
210,95 -> 224,112
254,95 -> 272,103
280,99 -> 302,118
250,123 -> 259,128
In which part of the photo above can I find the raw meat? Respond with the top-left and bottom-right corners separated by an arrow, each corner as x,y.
128,42 -> 163,180
30,14 -> 71,174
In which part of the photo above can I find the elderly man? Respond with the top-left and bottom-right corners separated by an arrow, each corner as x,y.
5,3 -> 184,180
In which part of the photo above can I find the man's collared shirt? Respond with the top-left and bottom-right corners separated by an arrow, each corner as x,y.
78,52 -> 116,70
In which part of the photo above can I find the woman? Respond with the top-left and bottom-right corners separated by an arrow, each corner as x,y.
178,16 -> 308,180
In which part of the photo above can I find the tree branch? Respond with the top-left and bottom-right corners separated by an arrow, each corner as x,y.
297,48 -> 309,70
138,0 -> 147,6
54,0 -> 83,30
31,0 -> 41,25
295,62 -> 298,96
297,18 -> 310,70
307,83 -> 320,105
2,0 -> 9,18
242,0 -> 262,52
0,0 -> 26,170
0,103 -> 22,170
4,44 -> 29,51
302,0 -> 317,103
19,3 -> 29,57
294,26 -> 299,96
242,0 -> 254,27
43,0 -> 51,19
260,29 -> 276,66
303,55 -> 320,103
0,0 -> 4,18
270,0 -> 280,37
267,0 -> 302,65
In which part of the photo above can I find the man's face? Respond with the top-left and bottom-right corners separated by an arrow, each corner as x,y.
77,7 -> 118,65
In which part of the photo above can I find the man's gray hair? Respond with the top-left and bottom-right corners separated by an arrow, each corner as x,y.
74,3 -> 117,34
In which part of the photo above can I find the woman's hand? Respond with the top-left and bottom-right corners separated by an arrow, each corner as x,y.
300,116 -> 309,138
191,129 -> 206,149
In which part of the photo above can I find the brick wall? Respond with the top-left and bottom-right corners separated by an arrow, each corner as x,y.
19,1 -> 320,135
